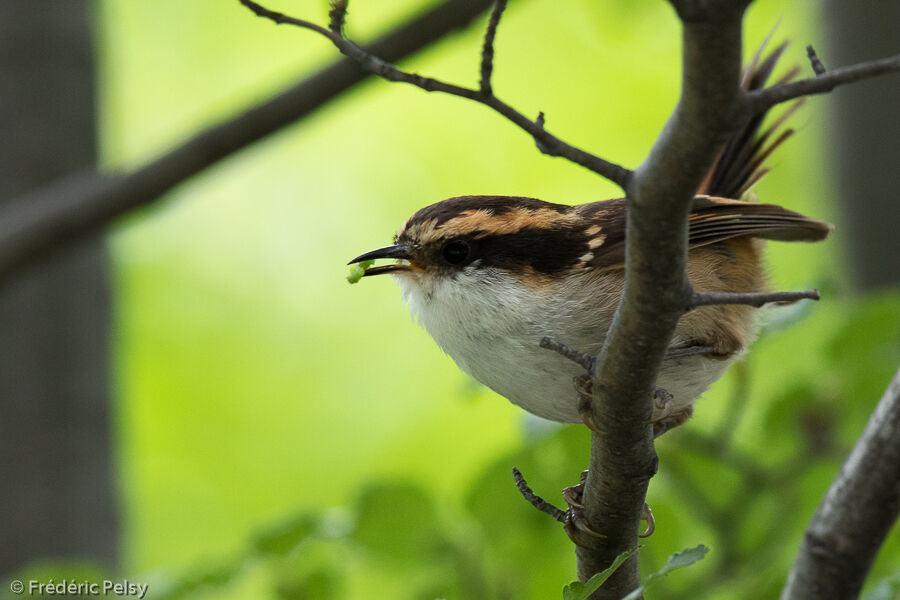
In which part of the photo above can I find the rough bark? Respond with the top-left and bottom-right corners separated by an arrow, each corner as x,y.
781,366 -> 900,600
576,4 -> 750,595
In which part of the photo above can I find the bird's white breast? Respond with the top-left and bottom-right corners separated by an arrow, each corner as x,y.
394,267 -> 739,423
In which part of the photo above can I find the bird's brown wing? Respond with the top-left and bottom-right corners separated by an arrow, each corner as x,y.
581,196 -> 832,269
581,35 -> 829,271
687,195 -> 832,246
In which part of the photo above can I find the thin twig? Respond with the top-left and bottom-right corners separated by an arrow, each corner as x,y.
512,467 -> 566,523
539,337 -> 596,372
806,44 -> 826,76
746,53 -> 900,112
479,0 -> 507,95
689,289 -> 819,310
240,0 -> 334,36
238,0 -> 632,188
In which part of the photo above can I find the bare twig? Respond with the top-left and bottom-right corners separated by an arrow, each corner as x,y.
240,0 -> 334,36
746,53 -> 900,112
0,0 -> 498,281
479,0 -> 508,95
689,289 -> 820,309
781,365 -> 900,600
539,337 -> 596,372
806,45 -> 826,76
511,467 -> 566,523
238,0 -> 633,188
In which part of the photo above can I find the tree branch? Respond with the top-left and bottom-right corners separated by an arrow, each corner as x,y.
781,365 -> 900,600
0,0 -> 499,281
746,52 -> 900,112
238,0 -> 633,188
575,3 -> 750,595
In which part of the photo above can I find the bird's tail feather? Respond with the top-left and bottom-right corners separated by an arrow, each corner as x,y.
698,37 -> 804,199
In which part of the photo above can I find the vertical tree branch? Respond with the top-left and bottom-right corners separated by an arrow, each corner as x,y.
781,366 -> 900,600
577,3 -> 751,595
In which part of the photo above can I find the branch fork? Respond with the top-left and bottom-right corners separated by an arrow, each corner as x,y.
239,0 -> 633,188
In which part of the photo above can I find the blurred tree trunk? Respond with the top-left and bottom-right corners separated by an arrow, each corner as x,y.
0,1 -> 116,571
824,2 -> 900,292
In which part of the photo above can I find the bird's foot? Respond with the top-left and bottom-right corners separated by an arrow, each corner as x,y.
562,470 -> 656,543
649,387 -> 675,421
645,387 -> 694,437
562,470 -> 605,545
651,405 -> 694,438
573,374 -> 604,435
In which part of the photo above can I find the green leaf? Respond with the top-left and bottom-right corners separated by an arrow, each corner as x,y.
656,544 -> 709,575
620,545 -> 709,600
252,514 -> 319,557
562,548 -> 635,600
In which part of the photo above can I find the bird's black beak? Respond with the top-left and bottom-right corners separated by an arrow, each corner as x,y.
347,244 -> 413,276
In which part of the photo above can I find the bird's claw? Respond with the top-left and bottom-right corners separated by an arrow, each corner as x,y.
646,387 -> 675,424
562,471 -> 605,545
640,502 -> 656,538
561,471 -> 656,543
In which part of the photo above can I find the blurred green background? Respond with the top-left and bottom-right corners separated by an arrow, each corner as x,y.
4,0 -> 900,598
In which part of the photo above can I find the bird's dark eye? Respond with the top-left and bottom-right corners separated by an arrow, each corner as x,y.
442,240 -> 470,264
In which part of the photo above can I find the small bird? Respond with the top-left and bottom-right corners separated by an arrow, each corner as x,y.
349,43 -> 831,434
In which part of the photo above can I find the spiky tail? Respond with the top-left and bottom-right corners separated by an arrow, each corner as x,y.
698,38 -> 804,199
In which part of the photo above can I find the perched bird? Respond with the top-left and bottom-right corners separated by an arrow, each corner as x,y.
349,43 -> 831,434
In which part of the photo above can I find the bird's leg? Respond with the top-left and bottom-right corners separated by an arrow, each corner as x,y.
573,374 -> 604,434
